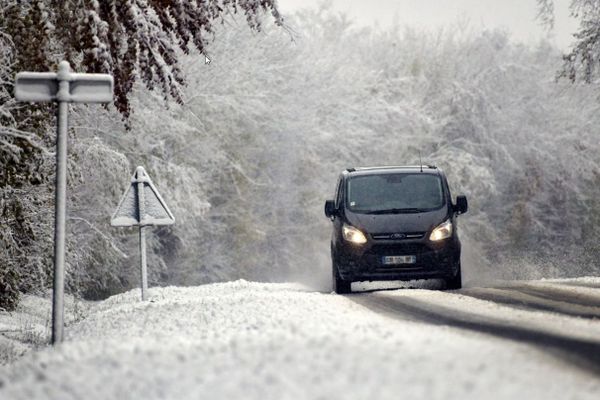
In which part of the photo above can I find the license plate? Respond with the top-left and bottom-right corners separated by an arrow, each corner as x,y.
382,255 -> 417,265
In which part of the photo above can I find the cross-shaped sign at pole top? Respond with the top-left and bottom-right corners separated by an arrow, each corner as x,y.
111,167 -> 175,301
15,61 -> 113,345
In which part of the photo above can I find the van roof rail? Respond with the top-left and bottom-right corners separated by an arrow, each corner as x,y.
350,165 -> 437,171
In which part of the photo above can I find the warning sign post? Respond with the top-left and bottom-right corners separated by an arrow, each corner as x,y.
111,166 -> 175,300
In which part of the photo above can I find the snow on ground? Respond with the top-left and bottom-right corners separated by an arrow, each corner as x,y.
0,294 -> 87,364
1,280 -> 600,399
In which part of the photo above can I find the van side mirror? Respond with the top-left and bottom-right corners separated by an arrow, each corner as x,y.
324,200 -> 337,218
455,195 -> 468,215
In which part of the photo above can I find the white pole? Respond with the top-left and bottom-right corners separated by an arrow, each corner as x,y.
15,61 -> 113,345
51,61 -> 70,344
139,226 -> 148,301
137,170 -> 148,301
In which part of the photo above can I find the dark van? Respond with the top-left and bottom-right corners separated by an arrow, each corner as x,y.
324,166 -> 468,294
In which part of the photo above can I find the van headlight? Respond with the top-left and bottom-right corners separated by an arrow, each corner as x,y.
342,224 -> 367,244
429,220 -> 453,241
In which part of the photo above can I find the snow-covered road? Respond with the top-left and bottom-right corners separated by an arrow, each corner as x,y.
1,279 -> 600,399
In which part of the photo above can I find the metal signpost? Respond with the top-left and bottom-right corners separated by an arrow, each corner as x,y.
15,61 -> 113,345
111,166 -> 175,301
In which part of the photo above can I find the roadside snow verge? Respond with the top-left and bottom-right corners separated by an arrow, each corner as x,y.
1,280 -> 599,400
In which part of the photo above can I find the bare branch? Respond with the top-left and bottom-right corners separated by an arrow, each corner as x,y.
536,0 -> 556,30
69,217 -> 129,259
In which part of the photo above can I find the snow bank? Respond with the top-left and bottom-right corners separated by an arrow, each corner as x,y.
1,281 -> 599,399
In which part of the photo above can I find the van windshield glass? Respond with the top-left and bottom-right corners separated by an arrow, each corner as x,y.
346,173 -> 444,214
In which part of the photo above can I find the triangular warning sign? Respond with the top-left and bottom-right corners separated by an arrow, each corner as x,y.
111,183 -> 139,226
111,166 -> 175,227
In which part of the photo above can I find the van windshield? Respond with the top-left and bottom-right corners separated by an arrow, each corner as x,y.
346,173 -> 444,214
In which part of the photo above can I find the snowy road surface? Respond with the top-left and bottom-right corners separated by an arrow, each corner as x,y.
2,279 -> 600,399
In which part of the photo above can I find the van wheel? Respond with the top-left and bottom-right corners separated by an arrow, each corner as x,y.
445,263 -> 462,290
333,262 -> 351,294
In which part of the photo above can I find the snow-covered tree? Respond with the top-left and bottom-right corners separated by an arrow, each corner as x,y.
538,0 -> 600,84
0,0 -> 282,310
0,19 -> 55,310
171,8 -> 600,284
2,0 -> 282,118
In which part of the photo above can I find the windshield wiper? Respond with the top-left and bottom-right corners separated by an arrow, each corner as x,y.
365,208 -> 425,214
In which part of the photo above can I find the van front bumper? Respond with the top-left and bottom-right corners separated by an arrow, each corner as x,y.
334,238 -> 460,282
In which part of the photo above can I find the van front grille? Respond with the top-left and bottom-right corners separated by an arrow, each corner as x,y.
371,232 -> 426,240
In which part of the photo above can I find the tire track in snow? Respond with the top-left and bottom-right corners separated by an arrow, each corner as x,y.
551,281 -> 600,290
458,287 -> 600,320
351,292 -> 600,375
512,284 -> 600,308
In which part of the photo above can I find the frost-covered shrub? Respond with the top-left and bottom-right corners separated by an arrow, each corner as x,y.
0,263 -> 19,311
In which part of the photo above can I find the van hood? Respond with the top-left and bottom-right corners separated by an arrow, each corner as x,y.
346,207 -> 449,234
